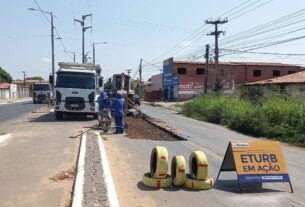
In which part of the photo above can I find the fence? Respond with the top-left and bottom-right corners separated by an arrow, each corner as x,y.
0,87 -> 30,101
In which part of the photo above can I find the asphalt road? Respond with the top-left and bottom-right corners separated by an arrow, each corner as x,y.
0,101 -> 44,123
103,104 -> 305,207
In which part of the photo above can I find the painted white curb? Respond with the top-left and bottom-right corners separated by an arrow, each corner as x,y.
96,132 -> 120,207
72,133 -> 87,207
0,133 -> 11,143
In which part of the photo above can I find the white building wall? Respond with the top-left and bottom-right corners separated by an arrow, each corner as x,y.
151,74 -> 163,91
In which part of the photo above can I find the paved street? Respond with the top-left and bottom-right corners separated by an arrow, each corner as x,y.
0,106 -> 96,207
102,104 -> 305,207
0,101 -> 44,123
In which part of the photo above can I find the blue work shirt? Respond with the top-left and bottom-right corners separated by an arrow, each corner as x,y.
113,94 -> 126,116
98,92 -> 110,111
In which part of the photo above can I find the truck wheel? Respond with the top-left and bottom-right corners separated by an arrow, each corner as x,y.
55,112 -> 63,120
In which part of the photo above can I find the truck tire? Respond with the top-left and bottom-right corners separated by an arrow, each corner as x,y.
184,174 -> 213,190
55,111 -> 63,120
142,173 -> 172,188
189,151 -> 209,180
150,146 -> 169,179
171,155 -> 186,186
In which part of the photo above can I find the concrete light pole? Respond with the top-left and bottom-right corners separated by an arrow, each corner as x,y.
28,8 -> 55,101
64,50 -> 76,62
92,41 -> 107,64
74,14 -> 92,63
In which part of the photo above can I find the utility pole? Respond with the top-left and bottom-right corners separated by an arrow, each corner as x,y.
74,14 -> 92,63
92,41 -> 107,64
206,18 -> 228,90
204,44 -> 209,94
139,58 -> 143,83
92,42 -> 95,64
126,69 -> 132,76
28,8 -> 56,102
22,71 -> 26,86
64,50 -> 75,63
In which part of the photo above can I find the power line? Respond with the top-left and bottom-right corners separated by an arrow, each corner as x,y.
149,0 -> 260,63
177,8 -> 305,62
221,48 -> 305,56
33,0 -> 72,60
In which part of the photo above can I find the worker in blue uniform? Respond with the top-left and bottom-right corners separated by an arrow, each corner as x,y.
98,91 -> 111,121
98,91 -> 110,111
113,92 -> 126,134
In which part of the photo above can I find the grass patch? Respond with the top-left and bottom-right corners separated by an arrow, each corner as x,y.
182,94 -> 305,147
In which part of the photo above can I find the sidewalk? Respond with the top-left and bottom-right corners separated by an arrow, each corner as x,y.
0,97 -> 32,105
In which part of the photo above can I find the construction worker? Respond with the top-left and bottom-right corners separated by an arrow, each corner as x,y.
113,92 -> 126,134
98,91 -> 110,111
98,91 -> 111,120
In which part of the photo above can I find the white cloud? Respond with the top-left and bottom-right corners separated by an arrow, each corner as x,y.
180,41 -> 192,47
41,58 -> 51,63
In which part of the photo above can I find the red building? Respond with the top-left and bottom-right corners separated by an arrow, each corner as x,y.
163,57 -> 304,100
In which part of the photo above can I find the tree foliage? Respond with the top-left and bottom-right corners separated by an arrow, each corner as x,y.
0,67 -> 12,83
26,76 -> 44,80
104,78 -> 113,90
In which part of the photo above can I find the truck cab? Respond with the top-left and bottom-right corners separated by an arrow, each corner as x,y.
52,62 -> 103,119
32,83 -> 52,104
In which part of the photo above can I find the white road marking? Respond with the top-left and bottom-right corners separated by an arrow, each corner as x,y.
72,133 -> 87,207
0,134 -> 11,143
96,132 -> 120,207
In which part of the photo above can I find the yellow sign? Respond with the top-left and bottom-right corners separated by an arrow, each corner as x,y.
216,140 -> 293,192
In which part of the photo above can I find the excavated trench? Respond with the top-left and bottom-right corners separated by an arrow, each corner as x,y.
125,115 -> 186,141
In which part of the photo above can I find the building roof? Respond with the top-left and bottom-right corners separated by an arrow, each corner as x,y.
246,70 -> 305,85
13,80 -> 49,84
173,60 -> 302,68
0,83 -> 11,89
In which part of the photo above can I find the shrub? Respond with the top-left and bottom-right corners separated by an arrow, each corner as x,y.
181,93 -> 305,146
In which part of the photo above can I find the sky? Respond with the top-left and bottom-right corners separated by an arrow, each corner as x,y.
1,0 -> 305,81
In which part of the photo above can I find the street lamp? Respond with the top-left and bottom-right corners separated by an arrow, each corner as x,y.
92,41 -> 107,64
64,50 -> 76,63
28,7 -> 55,102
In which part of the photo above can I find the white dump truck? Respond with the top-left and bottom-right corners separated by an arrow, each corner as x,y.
32,82 -> 52,104
49,62 -> 103,119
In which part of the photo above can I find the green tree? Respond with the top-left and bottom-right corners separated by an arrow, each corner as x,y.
26,76 -> 44,81
104,78 -> 113,90
0,67 -> 12,83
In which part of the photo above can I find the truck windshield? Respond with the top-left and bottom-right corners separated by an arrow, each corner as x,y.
33,84 -> 50,91
56,72 -> 95,89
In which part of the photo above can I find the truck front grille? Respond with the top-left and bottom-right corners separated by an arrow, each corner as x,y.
37,94 -> 47,100
65,97 -> 85,110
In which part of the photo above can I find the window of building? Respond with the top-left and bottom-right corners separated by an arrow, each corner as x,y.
253,69 -> 261,77
288,70 -> 296,74
177,68 -> 187,74
196,68 -> 205,75
273,70 -> 281,76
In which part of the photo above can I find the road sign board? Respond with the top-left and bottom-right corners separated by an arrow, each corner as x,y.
216,140 -> 293,193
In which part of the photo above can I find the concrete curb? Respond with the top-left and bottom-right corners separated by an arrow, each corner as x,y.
96,132 -> 120,207
71,133 -> 87,207
0,133 -> 11,143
